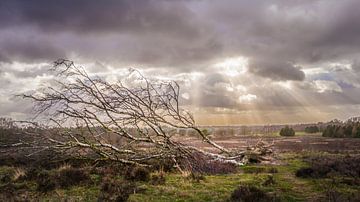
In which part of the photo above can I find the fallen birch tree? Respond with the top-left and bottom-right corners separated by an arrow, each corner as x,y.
21,59 -> 272,167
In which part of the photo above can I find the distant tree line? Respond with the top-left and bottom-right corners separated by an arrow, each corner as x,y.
322,122 -> 360,138
304,126 -> 319,133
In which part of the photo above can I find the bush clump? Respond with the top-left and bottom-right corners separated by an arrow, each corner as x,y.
98,178 -> 136,202
124,166 -> 150,182
229,185 -> 272,202
279,126 -> 295,136
262,174 -> 276,186
296,155 -> 360,179
267,167 -> 279,173
186,172 -> 205,183
0,173 -> 12,184
34,166 -> 91,192
56,167 -> 91,188
296,167 -> 316,178
179,153 -> 238,175
150,172 -> 166,185
0,183 -> 30,201
146,158 -> 176,172
36,171 -> 56,192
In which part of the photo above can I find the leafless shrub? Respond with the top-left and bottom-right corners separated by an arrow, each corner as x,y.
296,155 -> 360,179
229,185 -> 272,202
267,167 -> 278,173
36,171 -> 56,192
56,167 -> 91,188
150,170 -> 166,185
34,166 -> 91,192
179,152 -> 238,175
262,174 -> 276,186
98,177 -> 137,202
124,166 -> 150,182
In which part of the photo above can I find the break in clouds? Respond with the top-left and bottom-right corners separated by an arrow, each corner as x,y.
1,0 -> 360,124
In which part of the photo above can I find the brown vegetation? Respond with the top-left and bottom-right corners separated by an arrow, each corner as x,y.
229,185 -> 273,202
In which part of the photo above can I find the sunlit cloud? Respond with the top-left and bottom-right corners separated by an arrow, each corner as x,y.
213,56 -> 249,76
238,94 -> 257,104
181,92 -> 190,100
277,81 -> 293,90
314,80 -> 342,93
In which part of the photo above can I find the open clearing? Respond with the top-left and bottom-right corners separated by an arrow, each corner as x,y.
183,132 -> 360,153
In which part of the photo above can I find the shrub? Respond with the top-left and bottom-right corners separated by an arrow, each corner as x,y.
0,173 -> 12,183
296,155 -> 360,179
279,126 -> 295,136
229,185 -> 272,202
202,160 -> 238,175
179,152 -> 238,175
320,180 -> 360,202
267,167 -> 278,173
98,178 -> 136,202
35,167 -> 91,192
146,158 -> 175,172
56,167 -> 91,188
0,183 -> 15,200
296,168 -> 315,178
24,167 -> 41,181
36,171 -> 56,192
262,175 -> 276,186
124,166 -> 150,182
187,172 -> 205,183
150,170 -> 166,185
0,167 -> 16,183
92,163 -> 126,177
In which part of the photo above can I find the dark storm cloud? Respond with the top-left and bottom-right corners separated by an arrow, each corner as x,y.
0,54 -> 10,63
314,1 -> 360,48
352,60 -> 360,72
248,60 -> 305,81
0,0 -> 222,68
0,38 -> 65,63
0,0 -> 200,38
2,0 -> 360,74
203,0 -> 360,66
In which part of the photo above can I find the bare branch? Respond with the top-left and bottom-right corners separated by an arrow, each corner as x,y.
22,59 -> 247,166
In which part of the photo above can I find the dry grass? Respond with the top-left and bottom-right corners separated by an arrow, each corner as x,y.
12,167 -> 26,181
57,163 -> 72,171
180,170 -> 192,178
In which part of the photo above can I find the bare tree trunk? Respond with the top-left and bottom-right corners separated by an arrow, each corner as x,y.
19,59 -> 252,166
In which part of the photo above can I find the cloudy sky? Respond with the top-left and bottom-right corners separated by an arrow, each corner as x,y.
1,0 -> 360,125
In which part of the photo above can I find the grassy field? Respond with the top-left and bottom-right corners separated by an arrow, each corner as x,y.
1,150 -> 359,201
